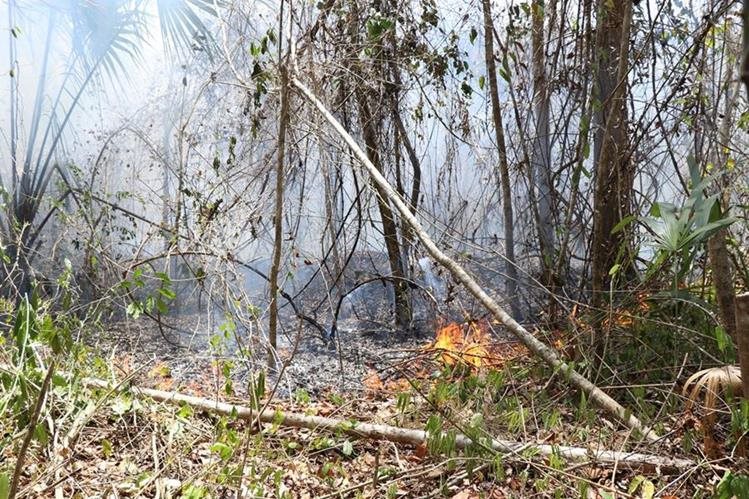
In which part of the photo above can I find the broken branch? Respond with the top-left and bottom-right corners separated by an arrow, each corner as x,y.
291,76 -> 659,442
82,377 -> 693,471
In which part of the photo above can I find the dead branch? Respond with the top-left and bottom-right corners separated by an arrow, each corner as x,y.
81,376 -> 694,471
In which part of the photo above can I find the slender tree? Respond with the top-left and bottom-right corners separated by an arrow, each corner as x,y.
530,0 -> 556,288
482,0 -> 521,318
268,1 -> 291,368
590,0 -> 634,340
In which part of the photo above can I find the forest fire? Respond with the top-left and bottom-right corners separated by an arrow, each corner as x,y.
431,321 -> 494,368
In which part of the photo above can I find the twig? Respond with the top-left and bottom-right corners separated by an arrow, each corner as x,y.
9,361 -> 55,499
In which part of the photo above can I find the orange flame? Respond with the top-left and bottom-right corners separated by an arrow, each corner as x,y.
432,322 -> 491,368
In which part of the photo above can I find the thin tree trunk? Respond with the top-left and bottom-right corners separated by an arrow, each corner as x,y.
742,0 -> 749,97
356,96 -> 412,329
343,1 -> 411,330
711,233 -> 737,341
708,45 -> 738,342
268,60 -> 291,368
392,112 -> 421,253
590,0 -> 634,345
293,76 -> 659,441
555,0 -> 594,294
531,0 -> 555,287
736,293 -> 749,399
482,0 -> 521,319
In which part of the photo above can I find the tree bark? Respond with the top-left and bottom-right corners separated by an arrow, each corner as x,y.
531,0 -> 556,287
268,63 -> 290,369
293,77 -> 659,441
590,0 -> 634,341
708,45 -> 738,343
736,293 -> 749,399
482,0 -> 521,319
708,233 -> 736,341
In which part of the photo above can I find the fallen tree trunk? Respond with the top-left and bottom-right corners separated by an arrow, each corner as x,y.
291,76 -> 659,442
82,377 -> 693,471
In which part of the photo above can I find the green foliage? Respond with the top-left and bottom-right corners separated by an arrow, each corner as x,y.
716,472 -> 749,499
642,155 -> 736,286
366,15 -> 394,41
121,268 -> 176,319
729,400 -> 749,448
425,414 -> 457,456
605,294 -> 727,389
294,388 -> 311,405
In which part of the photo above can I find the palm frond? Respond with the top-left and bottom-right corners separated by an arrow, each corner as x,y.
157,0 -> 220,60
71,0 -> 147,83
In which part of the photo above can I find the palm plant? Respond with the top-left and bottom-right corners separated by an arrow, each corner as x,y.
3,0 -> 219,297
641,156 -> 736,288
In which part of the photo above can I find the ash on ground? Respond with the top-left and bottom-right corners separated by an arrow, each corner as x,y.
92,251 -> 526,397
96,313 -> 438,398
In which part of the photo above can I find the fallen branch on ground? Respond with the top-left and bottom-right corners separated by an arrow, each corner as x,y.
82,376 -> 694,471
291,75 -> 659,442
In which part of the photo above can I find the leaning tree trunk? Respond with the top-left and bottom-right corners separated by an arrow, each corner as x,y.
590,0 -> 634,351
482,0 -> 521,319
292,76 -> 659,441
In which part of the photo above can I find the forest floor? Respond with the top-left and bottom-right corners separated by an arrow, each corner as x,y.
5,312 -> 737,498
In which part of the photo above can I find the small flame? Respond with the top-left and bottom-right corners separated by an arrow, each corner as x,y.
432,322 -> 491,367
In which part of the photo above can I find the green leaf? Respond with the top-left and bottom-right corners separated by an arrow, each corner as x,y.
34,423 -> 49,445
641,478 -> 655,499
581,141 -> 590,160
469,27 -> 477,44
126,302 -> 142,319
478,75 -> 485,90
102,438 -> 113,458
341,440 -> 354,456
611,215 -> 636,235
111,396 -> 133,415
715,326 -> 734,357
627,475 -> 645,495
52,374 -> 68,387
501,56 -> 512,81
366,17 -> 394,40
0,472 -> 8,499
211,442 -> 233,460
155,271 -> 171,282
